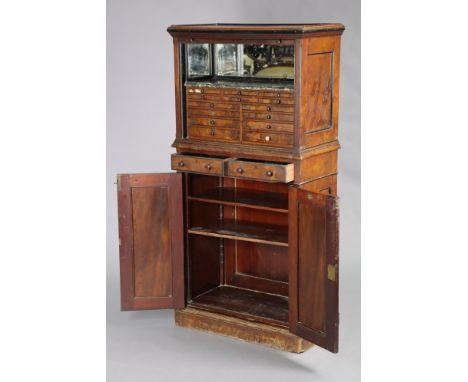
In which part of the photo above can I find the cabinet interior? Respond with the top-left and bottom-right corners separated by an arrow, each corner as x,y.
186,173 -> 289,327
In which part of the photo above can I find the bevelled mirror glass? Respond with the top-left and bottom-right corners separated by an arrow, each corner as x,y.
186,43 -> 211,78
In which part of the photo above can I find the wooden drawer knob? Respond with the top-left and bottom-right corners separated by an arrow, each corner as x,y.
265,136 -> 272,142
200,89 -> 204,94
209,119 -> 215,125
209,103 -> 214,108
237,167 -> 244,174
205,164 -> 213,171
178,161 -> 185,167
276,93 -> 281,97
266,124 -> 272,129
275,99 -> 281,104
266,114 -> 272,119
266,170 -> 273,177
266,106 -> 271,111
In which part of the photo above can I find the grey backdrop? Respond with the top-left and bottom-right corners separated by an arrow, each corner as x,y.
107,1 -> 360,381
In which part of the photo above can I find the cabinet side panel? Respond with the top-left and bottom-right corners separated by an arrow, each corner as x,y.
132,186 -> 172,298
299,36 -> 341,148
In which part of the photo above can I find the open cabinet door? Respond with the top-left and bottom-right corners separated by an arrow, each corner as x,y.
289,188 -> 339,353
117,173 -> 184,310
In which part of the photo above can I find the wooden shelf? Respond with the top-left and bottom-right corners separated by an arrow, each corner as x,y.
190,285 -> 289,327
188,187 -> 288,213
188,220 -> 288,247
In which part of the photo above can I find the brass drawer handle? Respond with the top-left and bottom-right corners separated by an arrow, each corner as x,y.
266,170 -> 273,177
266,114 -> 272,119
266,106 -> 271,111
209,119 -> 215,125
237,167 -> 244,174
265,136 -> 272,142
178,161 -> 185,167
205,164 -> 213,171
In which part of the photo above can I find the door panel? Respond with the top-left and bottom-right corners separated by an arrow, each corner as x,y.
118,173 -> 184,310
288,187 -> 339,352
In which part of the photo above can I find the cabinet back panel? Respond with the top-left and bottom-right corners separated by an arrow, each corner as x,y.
235,206 -> 288,227
189,236 -> 221,299
132,186 -> 172,298
236,242 -> 288,282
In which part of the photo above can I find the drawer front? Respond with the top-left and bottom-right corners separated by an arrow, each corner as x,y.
186,87 -> 241,96
243,131 -> 294,147
171,154 -> 225,176
243,120 -> 294,133
259,91 -> 294,98
242,112 -> 294,123
188,100 -> 239,110
201,94 -> 241,102
227,160 -> 294,183
188,126 -> 240,141
242,103 -> 294,113
258,97 -> 294,105
188,117 -> 240,129
187,108 -> 240,119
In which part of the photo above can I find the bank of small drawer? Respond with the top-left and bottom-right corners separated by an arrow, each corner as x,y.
188,100 -> 239,110
171,154 -> 225,176
187,108 -> 240,119
188,126 -> 240,141
243,120 -> 294,133
243,131 -> 294,147
226,159 -> 294,183
187,117 -> 240,129
242,112 -> 294,123
242,103 -> 294,113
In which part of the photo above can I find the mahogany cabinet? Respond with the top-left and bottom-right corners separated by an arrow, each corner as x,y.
117,24 -> 344,353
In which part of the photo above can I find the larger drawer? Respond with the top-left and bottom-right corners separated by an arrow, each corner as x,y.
171,154 -> 226,176
226,159 -> 294,183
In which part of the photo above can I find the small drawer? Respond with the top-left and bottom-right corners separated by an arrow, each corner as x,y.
242,103 -> 295,113
258,97 -> 295,105
186,87 -> 209,94
223,89 -> 242,95
240,96 -> 259,103
203,94 -> 241,102
243,131 -> 294,147
187,108 -> 240,119
226,159 -> 294,183
259,91 -> 294,98
171,154 -> 225,176
243,120 -> 294,133
242,112 -> 294,123
188,126 -> 240,141
188,101 -> 239,110
188,117 -> 239,129
240,90 -> 259,96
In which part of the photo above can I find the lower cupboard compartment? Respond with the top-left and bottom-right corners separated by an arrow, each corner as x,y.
187,173 -> 290,327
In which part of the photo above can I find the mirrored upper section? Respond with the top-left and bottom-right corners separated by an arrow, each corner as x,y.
185,43 -> 294,81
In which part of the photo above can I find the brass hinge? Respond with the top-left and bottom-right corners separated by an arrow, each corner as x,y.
333,197 -> 340,210
115,175 -> 121,191
327,264 -> 338,282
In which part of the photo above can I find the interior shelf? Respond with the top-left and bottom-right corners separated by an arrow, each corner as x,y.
188,187 -> 288,213
188,219 -> 288,247
190,285 -> 289,327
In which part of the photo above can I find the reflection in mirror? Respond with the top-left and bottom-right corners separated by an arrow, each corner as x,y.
214,44 -> 294,79
187,44 -> 211,78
